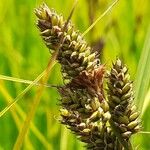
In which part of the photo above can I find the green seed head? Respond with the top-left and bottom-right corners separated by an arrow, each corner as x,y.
35,3 -> 100,81
59,65 -> 122,149
107,58 -> 141,139
35,3 -> 141,149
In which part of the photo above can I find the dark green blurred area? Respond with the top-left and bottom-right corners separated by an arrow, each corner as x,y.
0,0 -> 150,149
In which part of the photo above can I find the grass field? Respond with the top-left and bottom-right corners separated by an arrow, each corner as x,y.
0,0 -> 150,149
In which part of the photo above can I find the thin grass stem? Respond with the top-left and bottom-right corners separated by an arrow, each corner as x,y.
0,82 -> 52,149
0,83 -> 35,150
0,74 -> 57,88
138,131 -> 150,134
82,0 -> 119,37
0,67 -> 51,118
13,2 -> 77,149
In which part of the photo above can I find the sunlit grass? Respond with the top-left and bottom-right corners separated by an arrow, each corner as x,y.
0,0 -> 150,149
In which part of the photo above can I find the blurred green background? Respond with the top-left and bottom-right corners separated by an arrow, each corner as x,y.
0,0 -> 150,149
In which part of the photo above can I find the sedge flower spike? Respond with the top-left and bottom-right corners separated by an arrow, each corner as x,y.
59,66 -> 121,150
35,3 -> 141,150
107,59 -> 141,140
35,3 -> 100,81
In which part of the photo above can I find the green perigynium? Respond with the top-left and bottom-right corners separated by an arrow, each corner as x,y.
107,59 -> 141,140
35,3 -> 141,150
35,3 -> 100,80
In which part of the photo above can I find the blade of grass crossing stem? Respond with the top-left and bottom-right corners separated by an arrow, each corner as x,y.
0,82 -> 22,129
13,52 -> 57,150
60,127 -> 69,150
13,1 -> 78,149
141,87 -> 150,117
13,72 -> 51,150
0,0 -> 117,117
0,83 -> 34,150
135,25 -> 150,114
138,131 -> 150,134
82,0 -> 119,37
0,74 -> 56,88
0,83 -> 52,149
0,68 -> 49,118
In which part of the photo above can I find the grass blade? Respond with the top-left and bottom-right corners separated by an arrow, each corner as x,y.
138,131 -> 150,134
82,0 -> 119,37
0,82 -> 52,149
13,1 -> 77,149
141,87 -> 150,117
60,127 -> 69,150
135,25 -> 150,114
0,65 -> 52,118
0,74 -> 57,88
13,51 -> 57,150
0,82 -> 35,150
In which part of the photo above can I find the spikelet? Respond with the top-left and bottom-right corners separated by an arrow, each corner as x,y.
35,3 -> 100,80
59,65 -> 123,149
35,3 -> 141,149
107,59 -> 141,140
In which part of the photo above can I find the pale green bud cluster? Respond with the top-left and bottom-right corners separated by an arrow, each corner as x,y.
107,59 -> 141,140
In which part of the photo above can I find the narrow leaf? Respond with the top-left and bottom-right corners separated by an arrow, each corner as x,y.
135,25 -> 150,113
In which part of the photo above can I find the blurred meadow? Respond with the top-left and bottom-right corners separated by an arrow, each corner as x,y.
0,0 -> 150,149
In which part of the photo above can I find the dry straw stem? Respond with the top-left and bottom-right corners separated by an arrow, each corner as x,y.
35,1 -> 137,150
0,82 -> 35,150
0,74 -> 55,88
0,0 -> 79,119
0,1 -> 140,150
13,56 -> 55,150
0,67 -> 51,118
0,82 -> 52,149
13,1 -> 78,150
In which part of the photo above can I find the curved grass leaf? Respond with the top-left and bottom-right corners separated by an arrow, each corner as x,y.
135,25 -> 150,115
0,82 -> 52,149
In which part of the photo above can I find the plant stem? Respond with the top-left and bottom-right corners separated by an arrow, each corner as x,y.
82,0 -> 119,37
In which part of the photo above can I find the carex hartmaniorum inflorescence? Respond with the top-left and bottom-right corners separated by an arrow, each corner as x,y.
35,3 -> 141,150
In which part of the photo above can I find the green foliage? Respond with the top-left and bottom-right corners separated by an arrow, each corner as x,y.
0,0 -> 150,149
